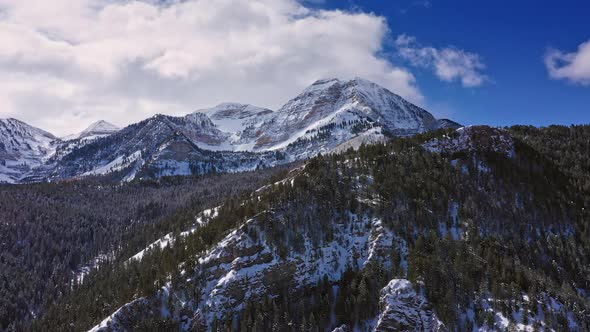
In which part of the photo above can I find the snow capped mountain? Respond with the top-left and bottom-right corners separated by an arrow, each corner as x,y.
0,77 -> 461,183
436,118 -> 462,129
196,78 -> 448,156
253,78 -> 439,151
52,121 -> 122,162
437,119 -> 462,129
238,77 -> 447,161
60,120 -> 118,141
69,120 -> 120,140
0,118 -> 57,183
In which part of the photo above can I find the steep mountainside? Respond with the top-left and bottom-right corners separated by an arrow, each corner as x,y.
1,78 -> 459,183
0,118 -> 57,183
35,126 -> 589,332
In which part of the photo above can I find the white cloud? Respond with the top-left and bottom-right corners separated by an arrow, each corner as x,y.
0,0 -> 423,136
395,34 -> 487,87
545,40 -> 590,85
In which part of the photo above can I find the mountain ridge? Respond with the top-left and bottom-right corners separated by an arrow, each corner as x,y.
0,78 -> 461,183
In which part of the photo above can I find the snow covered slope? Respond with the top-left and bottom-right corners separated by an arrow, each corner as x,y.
253,78 -> 439,151
0,118 -> 57,183
196,78 -> 451,157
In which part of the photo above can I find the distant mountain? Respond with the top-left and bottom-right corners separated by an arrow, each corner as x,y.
0,118 -> 57,183
0,78 -> 461,183
254,78 -> 439,151
42,114 -> 283,182
47,121 -> 122,171
63,120 -> 120,141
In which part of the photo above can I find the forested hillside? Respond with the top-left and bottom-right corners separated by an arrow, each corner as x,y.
0,166 -> 295,330
23,125 -> 590,331
509,125 -> 590,201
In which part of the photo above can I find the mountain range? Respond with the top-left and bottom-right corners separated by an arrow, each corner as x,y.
0,78 -> 459,184
2,84 -> 589,331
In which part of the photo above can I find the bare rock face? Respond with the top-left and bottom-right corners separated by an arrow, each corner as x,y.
375,279 -> 446,332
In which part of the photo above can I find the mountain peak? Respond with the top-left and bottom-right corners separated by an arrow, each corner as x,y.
65,120 -> 120,140
255,76 -> 438,148
301,77 -> 406,106
1,77 -> 460,183
83,120 -> 119,133
308,77 -> 379,88
310,77 -> 340,85
0,118 -> 57,140
302,78 -> 341,93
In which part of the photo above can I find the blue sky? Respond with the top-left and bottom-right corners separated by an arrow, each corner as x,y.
311,0 -> 590,126
0,0 -> 588,135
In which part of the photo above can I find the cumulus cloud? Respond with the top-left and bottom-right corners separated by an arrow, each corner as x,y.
0,0 -> 423,136
395,34 -> 487,87
545,40 -> 590,85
